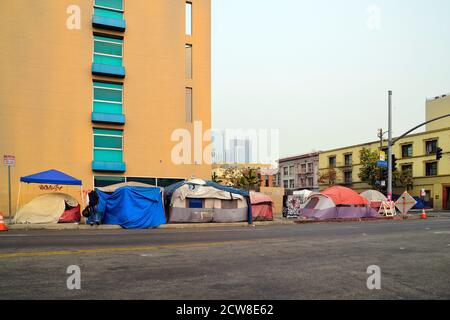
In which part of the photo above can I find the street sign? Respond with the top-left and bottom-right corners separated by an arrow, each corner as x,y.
377,160 -> 388,168
3,155 -> 15,166
421,189 -> 426,197
395,191 -> 417,215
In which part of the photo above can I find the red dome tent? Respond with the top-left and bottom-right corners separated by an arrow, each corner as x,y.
250,192 -> 274,221
322,186 -> 369,206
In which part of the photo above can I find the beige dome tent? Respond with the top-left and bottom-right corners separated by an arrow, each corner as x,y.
14,193 -> 79,224
360,190 -> 387,211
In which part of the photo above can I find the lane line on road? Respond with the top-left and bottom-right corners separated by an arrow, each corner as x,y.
0,239 -> 258,259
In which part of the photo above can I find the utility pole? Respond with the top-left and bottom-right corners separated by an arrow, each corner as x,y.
387,91 -> 393,201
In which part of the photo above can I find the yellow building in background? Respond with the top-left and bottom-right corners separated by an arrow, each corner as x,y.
0,0 -> 211,215
318,95 -> 450,210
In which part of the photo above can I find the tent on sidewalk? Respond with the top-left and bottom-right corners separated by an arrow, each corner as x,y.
299,186 -> 378,221
250,192 -> 273,221
165,179 -> 252,223
90,186 -> 166,229
14,193 -> 80,224
14,169 -> 84,224
97,181 -> 160,193
360,190 -> 388,211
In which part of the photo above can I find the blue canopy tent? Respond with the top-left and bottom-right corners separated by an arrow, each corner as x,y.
165,180 -> 253,224
17,170 -> 84,214
89,186 -> 166,229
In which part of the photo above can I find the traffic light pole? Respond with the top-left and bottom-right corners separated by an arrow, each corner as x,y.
385,90 -> 449,200
387,91 -> 393,201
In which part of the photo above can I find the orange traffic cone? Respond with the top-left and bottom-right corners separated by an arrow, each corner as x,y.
421,209 -> 427,220
0,213 -> 8,231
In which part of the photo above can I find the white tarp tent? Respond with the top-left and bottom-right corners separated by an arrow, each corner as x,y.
360,190 -> 388,203
14,193 -> 79,224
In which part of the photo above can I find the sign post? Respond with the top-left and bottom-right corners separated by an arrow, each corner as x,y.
3,155 -> 15,222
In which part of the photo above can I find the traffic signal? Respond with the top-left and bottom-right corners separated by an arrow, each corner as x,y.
391,154 -> 397,172
436,148 -> 443,161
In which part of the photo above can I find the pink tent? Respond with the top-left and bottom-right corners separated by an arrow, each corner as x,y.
250,192 -> 273,221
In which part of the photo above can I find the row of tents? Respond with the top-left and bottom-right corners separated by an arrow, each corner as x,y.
13,170 -> 275,229
297,186 -> 382,221
288,186 -> 422,221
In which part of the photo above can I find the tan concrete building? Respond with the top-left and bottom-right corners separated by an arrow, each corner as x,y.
426,94 -> 450,131
0,0 -> 211,215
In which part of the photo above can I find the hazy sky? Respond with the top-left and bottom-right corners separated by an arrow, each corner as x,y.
212,0 -> 450,158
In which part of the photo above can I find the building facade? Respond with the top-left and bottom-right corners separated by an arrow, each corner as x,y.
0,0 -> 211,214
318,95 -> 450,210
277,153 -> 319,191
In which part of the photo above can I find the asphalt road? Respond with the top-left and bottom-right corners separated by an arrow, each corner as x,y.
0,218 -> 449,300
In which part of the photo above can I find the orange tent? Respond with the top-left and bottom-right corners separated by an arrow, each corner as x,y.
322,186 -> 369,206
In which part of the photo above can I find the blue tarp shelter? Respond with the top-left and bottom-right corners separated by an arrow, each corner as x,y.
165,180 -> 253,224
90,186 -> 166,229
17,169 -> 84,214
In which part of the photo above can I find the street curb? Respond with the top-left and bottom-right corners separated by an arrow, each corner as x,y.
8,224 -> 122,231
7,219 -> 295,231
158,219 -> 295,229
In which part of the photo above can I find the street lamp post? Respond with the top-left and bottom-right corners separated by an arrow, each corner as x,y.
387,91 -> 393,201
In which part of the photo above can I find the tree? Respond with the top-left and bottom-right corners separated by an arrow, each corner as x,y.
358,148 -> 380,189
396,168 -> 414,191
238,168 -> 260,191
318,167 -> 338,187
211,172 -> 222,184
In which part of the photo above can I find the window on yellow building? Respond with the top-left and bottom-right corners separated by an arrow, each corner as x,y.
401,144 -> 413,158
186,44 -> 192,79
185,87 -> 193,122
425,162 -> 438,176
186,2 -> 192,35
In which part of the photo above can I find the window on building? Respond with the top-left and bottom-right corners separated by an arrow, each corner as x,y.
425,162 -> 438,176
329,156 -> 336,168
401,164 -> 413,174
301,163 -> 307,174
93,81 -> 123,115
283,180 -> 289,189
94,175 -> 125,188
344,171 -> 352,183
94,0 -> 124,20
185,87 -> 193,122
188,198 -> 203,209
157,178 -> 185,188
185,44 -> 192,79
308,177 -> 314,187
289,180 -> 295,189
344,154 -> 352,166
401,144 -> 413,158
289,166 -> 294,176
127,177 -> 157,186
95,0 -> 123,11
307,163 -> 313,173
425,140 -> 438,155
93,34 -> 123,66
283,167 -> 288,176
93,128 -> 123,163
185,2 -> 192,35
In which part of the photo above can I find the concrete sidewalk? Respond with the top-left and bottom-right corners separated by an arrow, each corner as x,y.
6,218 -> 295,231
